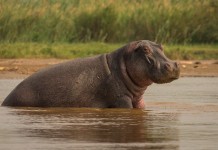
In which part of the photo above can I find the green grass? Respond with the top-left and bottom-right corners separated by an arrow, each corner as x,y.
0,0 -> 217,44
0,42 -> 217,60
0,42 -> 122,59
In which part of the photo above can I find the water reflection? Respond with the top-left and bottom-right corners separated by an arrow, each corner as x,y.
5,108 -> 179,149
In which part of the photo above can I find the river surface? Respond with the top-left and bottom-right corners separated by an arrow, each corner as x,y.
0,77 -> 218,150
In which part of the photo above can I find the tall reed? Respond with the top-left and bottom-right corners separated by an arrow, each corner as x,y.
0,0 -> 217,44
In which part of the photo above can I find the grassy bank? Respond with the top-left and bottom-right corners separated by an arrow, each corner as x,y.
0,0 -> 217,44
0,42 -> 217,60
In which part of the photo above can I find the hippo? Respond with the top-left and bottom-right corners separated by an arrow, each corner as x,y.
1,40 -> 180,108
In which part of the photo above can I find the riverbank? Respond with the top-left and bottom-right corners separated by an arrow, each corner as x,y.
0,59 -> 217,79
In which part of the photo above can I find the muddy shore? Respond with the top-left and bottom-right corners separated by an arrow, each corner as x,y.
0,59 -> 218,79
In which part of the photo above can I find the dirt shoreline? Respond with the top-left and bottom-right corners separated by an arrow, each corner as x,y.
0,59 -> 218,79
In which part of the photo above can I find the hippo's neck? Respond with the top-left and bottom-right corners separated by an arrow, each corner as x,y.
106,48 -> 151,98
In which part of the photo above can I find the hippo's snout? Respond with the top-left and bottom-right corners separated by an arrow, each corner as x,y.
163,61 -> 180,80
150,60 -> 180,84
164,61 -> 180,73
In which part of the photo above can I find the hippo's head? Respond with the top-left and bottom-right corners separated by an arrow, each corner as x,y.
124,40 -> 180,86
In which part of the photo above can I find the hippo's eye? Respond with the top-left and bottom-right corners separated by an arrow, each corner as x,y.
145,56 -> 151,64
145,55 -> 154,66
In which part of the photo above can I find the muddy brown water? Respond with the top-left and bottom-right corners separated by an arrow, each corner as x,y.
0,77 -> 218,150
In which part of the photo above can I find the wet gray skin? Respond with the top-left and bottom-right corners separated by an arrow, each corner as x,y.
1,40 -> 180,108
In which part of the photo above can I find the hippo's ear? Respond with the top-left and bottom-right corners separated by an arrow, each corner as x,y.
143,45 -> 151,54
159,44 -> 164,51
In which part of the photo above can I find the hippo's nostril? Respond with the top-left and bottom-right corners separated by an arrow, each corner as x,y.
174,62 -> 180,68
164,63 -> 172,72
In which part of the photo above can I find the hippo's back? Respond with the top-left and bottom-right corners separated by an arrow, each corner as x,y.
2,54 -> 111,107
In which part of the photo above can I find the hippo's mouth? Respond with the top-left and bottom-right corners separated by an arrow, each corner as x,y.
150,73 -> 180,84
170,76 -> 179,80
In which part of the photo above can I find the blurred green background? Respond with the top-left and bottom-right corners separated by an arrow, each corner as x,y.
0,0 -> 217,59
